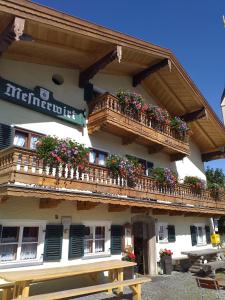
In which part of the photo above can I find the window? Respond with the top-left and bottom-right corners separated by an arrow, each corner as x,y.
157,223 -> 176,243
196,225 -> 206,245
89,149 -> 108,166
126,155 -> 153,176
158,223 -> 168,243
13,128 -> 44,150
84,226 -> 105,255
0,221 -> 45,265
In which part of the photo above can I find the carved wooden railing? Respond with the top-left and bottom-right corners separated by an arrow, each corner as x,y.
0,147 -> 224,211
88,93 -> 190,155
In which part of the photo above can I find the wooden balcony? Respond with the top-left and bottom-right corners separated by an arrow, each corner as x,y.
0,147 -> 224,215
88,93 -> 190,157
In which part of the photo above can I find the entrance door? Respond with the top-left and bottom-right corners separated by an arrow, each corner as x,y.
133,222 -> 149,274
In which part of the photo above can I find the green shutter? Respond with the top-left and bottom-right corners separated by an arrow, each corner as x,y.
0,123 -> 14,150
205,226 -> 211,244
168,225 -> 176,242
44,225 -> 63,261
111,225 -> 123,255
190,225 -> 197,246
69,225 -> 85,259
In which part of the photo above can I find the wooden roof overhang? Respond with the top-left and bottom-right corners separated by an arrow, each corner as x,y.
0,0 -> 225,160
0,184 -> 223,217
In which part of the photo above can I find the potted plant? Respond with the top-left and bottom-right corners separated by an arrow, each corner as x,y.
170,116 -> 189,141
122,248 -> 137,279
159,249 -> 173,275
183,176 -> 205,195
106,155 -> 144,187
151,167 -> 178,190
147,106 -> 171,131
36,136 -> 90,174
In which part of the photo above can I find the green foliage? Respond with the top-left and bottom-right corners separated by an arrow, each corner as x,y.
183,176 -> 205,190
206,167 -> 225,189
151,167 -> 178,186
218,216 -> 225,235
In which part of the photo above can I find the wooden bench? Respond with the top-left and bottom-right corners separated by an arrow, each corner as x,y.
17,277 -> 151,300
201,261 -> 225,277
0,282 -> 15,300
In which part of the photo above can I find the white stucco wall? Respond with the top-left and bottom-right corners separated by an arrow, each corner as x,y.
0,58 -> 206,180
156,215 -> 212,261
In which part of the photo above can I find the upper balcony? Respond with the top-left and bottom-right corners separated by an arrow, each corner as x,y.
88,93 -> 190,158
0,146 -> 224,216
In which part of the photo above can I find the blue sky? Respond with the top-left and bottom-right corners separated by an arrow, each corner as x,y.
33,0 -> 225,171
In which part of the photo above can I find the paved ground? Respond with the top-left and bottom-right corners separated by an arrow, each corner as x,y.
74,272 -> 225,300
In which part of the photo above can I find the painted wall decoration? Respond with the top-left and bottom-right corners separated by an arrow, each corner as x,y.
0,77 -> 86,126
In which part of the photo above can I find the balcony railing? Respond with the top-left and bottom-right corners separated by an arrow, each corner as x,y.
88,93 -> 190,156
0,147 -> 224,211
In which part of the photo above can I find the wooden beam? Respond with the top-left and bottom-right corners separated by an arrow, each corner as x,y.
0,17 -> 25,55
0,195 -> 8,204
148,145 -> 164,154
169,211 -> 184,216
39,199 -> 61,209
133,59 -> 169,87
202,148 -> 225,162
180,108 -> 207,123
184,212 -> 200,217
77,201 -> 98,210
152,209 -> 169,215
122,134 -> 137,145
131,207 -> 149,214
79,45 -> 122,88
170,153 -> 186,162
108,204 -> 128,212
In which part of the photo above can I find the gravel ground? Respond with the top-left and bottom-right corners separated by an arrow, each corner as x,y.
73,272 -> 225,300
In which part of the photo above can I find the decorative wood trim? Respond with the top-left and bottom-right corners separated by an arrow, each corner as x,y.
133,59 -> 169,87
0,16 -> 25,55
131,207 -> 149,214
39,198 -> 61,209
0,195 -> 8,204
180,108 -> 207,123
202,149 -> 225,162
79,46 -> 122,88
152,209 -> 169,215
148,145 -> 164,154
170,153 -> 186,162
77,201 -> 98,210
108,204 -> 128,212
122,134 -> 138,145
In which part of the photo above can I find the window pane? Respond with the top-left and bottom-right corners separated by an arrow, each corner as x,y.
20,244 -> 37,260
95,240 -> 105,253
98,153 -> 106,166
30,136 -> 39,150
198,226 -> 204,243
14,133 -> 27,147
84,240 -> 93,254
89,151 -> 97,164
0,244 -> 18,261
84,227 -> 93,239
22,227 -> 39,243
1,227 -> 19,243
95,226 -> 105,239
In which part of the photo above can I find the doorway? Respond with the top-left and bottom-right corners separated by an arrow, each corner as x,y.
133,221 -> 149,275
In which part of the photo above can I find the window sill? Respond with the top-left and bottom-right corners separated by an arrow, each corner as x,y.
82,253 -> 111,260
0,260 -> 43,269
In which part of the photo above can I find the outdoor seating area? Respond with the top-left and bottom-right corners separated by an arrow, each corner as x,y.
0,260 -> 151,300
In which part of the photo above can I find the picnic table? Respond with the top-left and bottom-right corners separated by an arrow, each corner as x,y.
0,260 -> 136,299
181,249 -> 225,274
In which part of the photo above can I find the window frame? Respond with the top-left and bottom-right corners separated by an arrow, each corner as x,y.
157,222 -> 168,244
82,221 -> 111,258
13,127 -> 44,150
194,223 -> 207,246
89,148 -> 108,166
0,220 -> 46,267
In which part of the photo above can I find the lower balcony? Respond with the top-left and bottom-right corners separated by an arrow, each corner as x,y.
0,147 -> 224,215
88,93 -> 190,157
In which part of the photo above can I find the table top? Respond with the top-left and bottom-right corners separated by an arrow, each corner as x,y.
181,249 -> 224,257
0,260 -> 136,283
